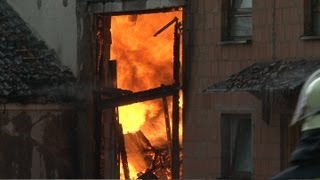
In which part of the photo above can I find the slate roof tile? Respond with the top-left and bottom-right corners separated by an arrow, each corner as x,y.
0,0 -> 77,102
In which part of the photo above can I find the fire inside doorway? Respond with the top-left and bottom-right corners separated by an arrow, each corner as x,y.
96,10 -> 183,179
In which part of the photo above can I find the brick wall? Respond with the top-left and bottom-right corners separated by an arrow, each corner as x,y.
183,0 -> 320,179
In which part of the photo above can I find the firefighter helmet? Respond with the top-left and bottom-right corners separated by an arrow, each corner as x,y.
291,69 -> 320,131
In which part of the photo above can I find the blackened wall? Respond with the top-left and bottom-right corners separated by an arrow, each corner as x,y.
0,105 -> 77,178
75,0 -> 98,177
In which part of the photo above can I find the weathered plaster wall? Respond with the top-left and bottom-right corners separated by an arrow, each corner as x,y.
0,104 -> 78,178
7,0 -> 78,75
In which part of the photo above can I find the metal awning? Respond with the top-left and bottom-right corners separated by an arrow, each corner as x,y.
204,60 -> 320,93
204,59 -> 320,124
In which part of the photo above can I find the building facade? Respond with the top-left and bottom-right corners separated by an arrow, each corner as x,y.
183,0 -> 320,179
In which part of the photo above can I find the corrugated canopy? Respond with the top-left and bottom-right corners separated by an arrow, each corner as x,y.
204,60 -> 320,93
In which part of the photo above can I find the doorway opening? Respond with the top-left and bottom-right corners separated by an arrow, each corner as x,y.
96,10 -> 183,179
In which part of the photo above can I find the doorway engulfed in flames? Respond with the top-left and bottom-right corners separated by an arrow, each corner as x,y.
110,11 -> 183,179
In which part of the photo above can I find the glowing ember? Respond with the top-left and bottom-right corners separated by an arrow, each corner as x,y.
111,10 -> 182,179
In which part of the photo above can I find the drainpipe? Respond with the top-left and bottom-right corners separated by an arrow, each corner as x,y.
272,0 -> 276,61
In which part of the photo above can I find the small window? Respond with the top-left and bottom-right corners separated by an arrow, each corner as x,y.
221,114 -> 252,179
305,0 -> 320,35
222,0 -> 252,40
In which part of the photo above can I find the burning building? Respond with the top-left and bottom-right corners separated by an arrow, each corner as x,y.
4,0 -> 320,179
2,0 -> 186,179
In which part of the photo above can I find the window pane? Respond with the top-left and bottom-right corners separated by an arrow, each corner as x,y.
232,0 -> 252,9
233,119 -> 252,172
313,12 -> 320,35
221,114 -> 252,178
230,16 -> 252,37
230,118 -> 240,165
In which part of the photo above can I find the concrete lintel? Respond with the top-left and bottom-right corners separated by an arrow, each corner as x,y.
86,0 -> 185,13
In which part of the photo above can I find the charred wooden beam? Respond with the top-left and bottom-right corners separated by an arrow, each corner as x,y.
96,15 -> 115,178
109,119 -> 119,178
162,97 -> 172,151
100,87 -> 133,97
107,60 -> 120,179
100,87 -> 132,97
171,19 -> 181,180
106,60 -> 117,88
154,17 -> 178,37
136,130 -> 154,149
95,15 -> 110,178
138,170 -> 159,180
100,84 -> 179,109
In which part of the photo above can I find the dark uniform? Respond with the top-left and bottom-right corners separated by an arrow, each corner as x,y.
271,129 -> 320,179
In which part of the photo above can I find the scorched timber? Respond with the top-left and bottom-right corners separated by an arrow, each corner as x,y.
100,84 -> 179,109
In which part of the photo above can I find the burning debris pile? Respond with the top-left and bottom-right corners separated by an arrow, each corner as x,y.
0,0 -> 76,102
124,130 -> 171,179
206,59 -> 320,92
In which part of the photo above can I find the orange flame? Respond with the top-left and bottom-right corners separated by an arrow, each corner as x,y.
111,11 -> 182,179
